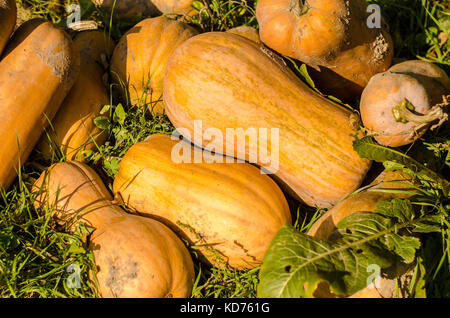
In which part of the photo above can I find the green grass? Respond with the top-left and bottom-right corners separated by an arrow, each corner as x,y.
1,0 -> 449,298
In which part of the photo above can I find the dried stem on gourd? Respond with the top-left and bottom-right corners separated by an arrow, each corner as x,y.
356,95 -> 449,139
290,0 -> 310,16
392,96 -> 449,132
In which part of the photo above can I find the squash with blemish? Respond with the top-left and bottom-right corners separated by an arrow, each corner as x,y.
33,161 -> 195,298
0,19 -> 79,189
256,0 -> 394,102
360,60 -> 450,147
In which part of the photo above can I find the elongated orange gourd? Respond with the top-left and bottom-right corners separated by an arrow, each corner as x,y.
0,19 -> 79,190
33,161 -> 195,298
0,0 -> 16,56
110,16 -> 198,114
163,32 -> 372,208
113,134 -> 292,269
256,0 -> 394,102
37,31 -> 115,161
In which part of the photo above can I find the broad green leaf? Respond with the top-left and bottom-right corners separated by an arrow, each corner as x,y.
258,199 -> 429,298
412,214 -> 443,233
93,116 -> 110,130
113,104 -> 127,125
257,225 -> 393,298
353,137 -> 449,196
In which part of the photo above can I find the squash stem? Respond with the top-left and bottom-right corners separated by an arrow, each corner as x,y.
291,0 -> 310,17
392,97 -> 449,130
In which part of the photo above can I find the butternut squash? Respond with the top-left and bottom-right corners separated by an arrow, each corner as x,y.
110,16 -> 198,114
0,0 -> 16,56
33,161 -> 195,298
37,31 -> 115,161
163,32 -> 372,208
0,19 -> 79,189
113,134 -> 292,269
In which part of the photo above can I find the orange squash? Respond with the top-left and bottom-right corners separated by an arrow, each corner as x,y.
0,19 -> 79,190
37,31 -> 115,161
113,134 -> 292,269
308,170 -> 417,298
0,0 -> 16,56
163,32 -> 372,208
33,161 -> 195,298
110,16 -> 198,114
360,60 -> 450,147
226,26 -> 261,43
256,0 -> 394,102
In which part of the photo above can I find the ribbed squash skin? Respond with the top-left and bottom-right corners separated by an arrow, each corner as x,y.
307,170 -> 416,298
37,31 -> 115,161
0,0 -> 16,56
163,32 -> 371,208
256,0 -> 394,102
110,16 -> 198,114
33,161 -> 195,298
361,60 -> 450,147
113,134 -> 292,269
0,19 -> 79,190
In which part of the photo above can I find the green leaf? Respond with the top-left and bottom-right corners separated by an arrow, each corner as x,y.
258,199 -> 428,298
353,136 -> 450,195
257,225 -> 392,298
412,214 -> 443,233
93,116 -> 110,130
113,104 -> 126,125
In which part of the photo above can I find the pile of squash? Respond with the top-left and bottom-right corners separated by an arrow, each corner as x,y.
0,0 -> 448,298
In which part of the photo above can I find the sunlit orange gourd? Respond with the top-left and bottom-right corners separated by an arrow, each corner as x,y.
33,161 -> 195,298
360,60 -> 450,147
0,19 -> 79,189
163,32 -> 372,208
113,134 -> 292,269
256,0 -> 394,102
110,16 -> 198,114
37,31 -> 115,161
0,0 -> 16,56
